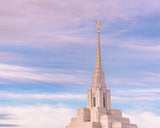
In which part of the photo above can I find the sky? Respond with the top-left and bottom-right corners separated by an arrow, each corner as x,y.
0,0 -> 160,128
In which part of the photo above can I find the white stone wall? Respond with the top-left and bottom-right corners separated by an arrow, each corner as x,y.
77,108 -> 90,122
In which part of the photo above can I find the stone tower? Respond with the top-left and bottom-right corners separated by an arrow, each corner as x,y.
66,21 -> 138,128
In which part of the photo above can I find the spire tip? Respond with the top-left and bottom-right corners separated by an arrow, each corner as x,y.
96,21 -> 101,33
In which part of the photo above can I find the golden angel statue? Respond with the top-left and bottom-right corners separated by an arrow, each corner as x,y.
96,21 -> 101,33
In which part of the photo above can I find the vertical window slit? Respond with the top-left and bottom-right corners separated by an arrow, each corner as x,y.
103,97 -> 105,107
93,97 -> 96,107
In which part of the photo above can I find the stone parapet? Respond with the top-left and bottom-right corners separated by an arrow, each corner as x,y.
109,109 -> 122,116
77,108 -> 90,122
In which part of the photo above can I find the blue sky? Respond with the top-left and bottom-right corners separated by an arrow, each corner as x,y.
0,0 -> 160,128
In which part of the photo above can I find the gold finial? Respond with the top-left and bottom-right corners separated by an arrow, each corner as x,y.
96,21 -> 101,33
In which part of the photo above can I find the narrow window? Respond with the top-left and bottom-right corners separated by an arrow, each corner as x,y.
93,97 -> 96,107
103,97 -> 105,107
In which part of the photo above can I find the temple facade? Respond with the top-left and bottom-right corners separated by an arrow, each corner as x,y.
65,21 -> 138,128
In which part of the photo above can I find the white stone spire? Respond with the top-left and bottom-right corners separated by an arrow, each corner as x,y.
91,21 -> 106,89
95,29 -> 102,69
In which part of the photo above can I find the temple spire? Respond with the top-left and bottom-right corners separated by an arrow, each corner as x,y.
66,21 -> 138,128
91,21 -> 106,89
95,21 -> 102,69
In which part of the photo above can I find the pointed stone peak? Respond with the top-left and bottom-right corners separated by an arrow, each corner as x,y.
95,21 -> 102,69
91,21 -> 106,89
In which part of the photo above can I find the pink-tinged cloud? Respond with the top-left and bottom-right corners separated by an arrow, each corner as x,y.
0,0 -> 160,49
0,63 -> 90,85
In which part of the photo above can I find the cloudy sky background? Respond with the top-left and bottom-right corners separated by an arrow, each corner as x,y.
0,0 -> 160,128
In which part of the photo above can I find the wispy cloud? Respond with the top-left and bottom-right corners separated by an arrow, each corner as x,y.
112,88 -> 160,101
0,114 -> 12,120
118,39 -> 160,52
0,63 -> 90,85
108,77 -> 147,87
108,72 -> 160,87
0,0 -> 160,49
0,92 -> 86,101
124,111 -> 160,128
0,124 -> 19,127
0,105 -> 74,128
0,104 -> 159,128
0,88 -> 159,102
0,114 -> 18,127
